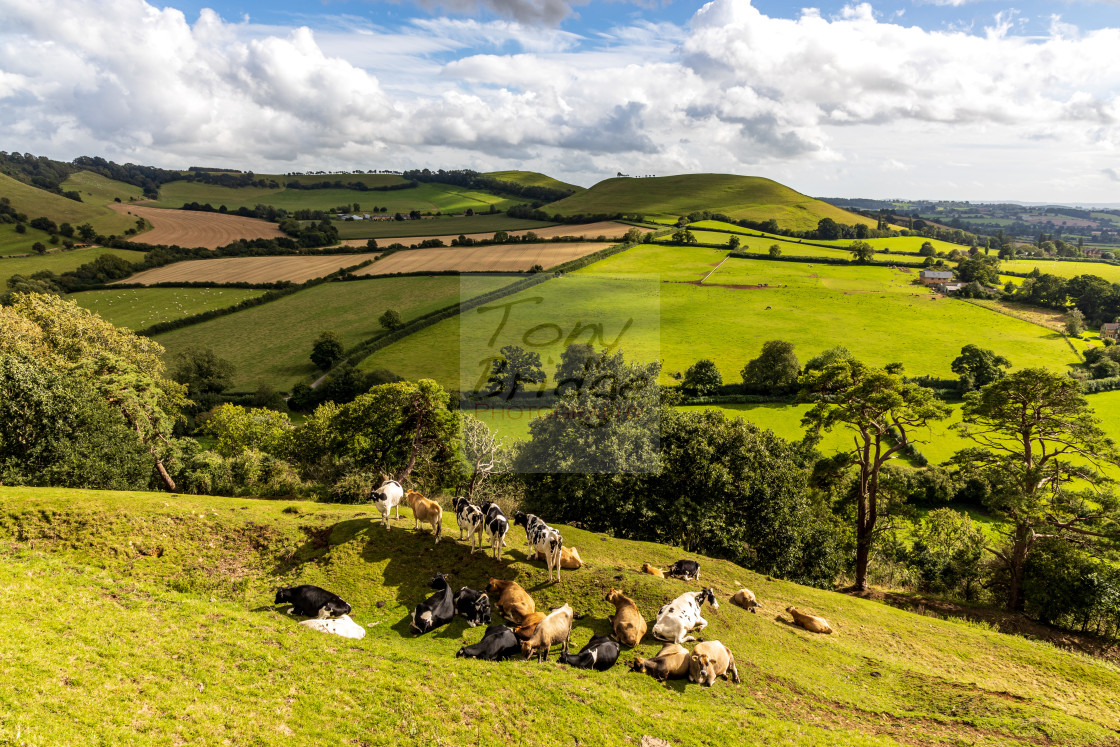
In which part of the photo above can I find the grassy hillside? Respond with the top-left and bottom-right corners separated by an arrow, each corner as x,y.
0,246 -> 147,286
1,172 -> 135,236
547,175 -> 871,231
60,170 -> 148,205
484,170 -> 584,194
71,287 -> 265,330
1,485 -> 1118,746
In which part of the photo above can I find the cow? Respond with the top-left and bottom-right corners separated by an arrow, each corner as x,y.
605,588 -> 647,647
404,490 -> 442,543
787,606 -> 833,634
370,474 -> 404,530
456,624 -> 521,661
299,615 -> 366,640
520,604 -> 574,662
628,643 -> 691,682
479,501 -> 509,561
652,588 -> 719,644
451,497 -> 485,553
485,578 -> 536,625
453,587 -> 492,628
409,573 -> 455,636
558,635 -> 620,672
532,546 -> 582,570
274,585 -> 352,618
512,611 -> 546,641
689,640 -> 741,687
512,511 -> 563,582
640,563 -> 666,578
666,559 -> 701,581
730,588 -> 760,613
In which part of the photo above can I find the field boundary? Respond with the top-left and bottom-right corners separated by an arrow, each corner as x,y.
956,297 -> 1085,361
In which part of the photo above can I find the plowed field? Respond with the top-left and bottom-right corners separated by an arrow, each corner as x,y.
119,253 -> 379,285
110,204 -> 286,248
354,243 -> 603,274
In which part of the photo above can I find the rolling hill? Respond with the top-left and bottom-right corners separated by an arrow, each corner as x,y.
546,174 -> 872,231
484,170 -> 585,194
0,171 -> 136,236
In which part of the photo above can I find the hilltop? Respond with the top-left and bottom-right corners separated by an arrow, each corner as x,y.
2,485 -> 1118,747
484,170 -> 585,195
546,174 -> 870,230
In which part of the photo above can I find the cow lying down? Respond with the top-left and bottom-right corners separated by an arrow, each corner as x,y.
274,585 -> 352,618
558,635 -> 620,671
410,573 -> 455,636
300,615 -> 366,640
456,624 -> 521,661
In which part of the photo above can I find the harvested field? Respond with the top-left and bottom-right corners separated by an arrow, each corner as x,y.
339,220 -> 635,248
109,204 -> 286,249
118,253 -> 380,285
355,243 -> 603,274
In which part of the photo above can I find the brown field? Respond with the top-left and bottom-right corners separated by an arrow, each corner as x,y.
340,220 -> 635,248
118,253 -> 380,285
110,204 -> 286,248
354,243 -> 604,274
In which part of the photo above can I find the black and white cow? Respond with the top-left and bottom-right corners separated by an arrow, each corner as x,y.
454,586 -> 492,628
479,501 -> 509,562
512,511 -> 564,582
455,624 -> 521,661
651,588 -> 719,644
666,559 -> 701,582
274,585 -> 352,618
558,635 -> 621,672
409,573 -> 456,636
370,474 -> 404,530
451,497 -> 485,553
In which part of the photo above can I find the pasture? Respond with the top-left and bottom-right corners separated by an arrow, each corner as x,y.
2,485 -> 1118,746
118,253 -> 380,286
108,204 -> 286,249
0,222 -> 55,256
360,245 -> 1081,388
0,246 -> 147,287
60,170 -> 148,205
354,243 -> 604,275
484,169 -> 584,194
154,275 -> 516,391
334,214 -> 553,240
71,287 -> 265,330
1000,258 -> 1120,283
339,220 -> 636,248
2,171 -> 135,236
689,220 -> 973,255
547,174 -> 869,230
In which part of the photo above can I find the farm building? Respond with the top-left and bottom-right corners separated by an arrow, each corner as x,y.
1101,322 -> 1120,341
919,269 -> 954,285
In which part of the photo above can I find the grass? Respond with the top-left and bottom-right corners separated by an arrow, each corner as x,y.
3,172 -> 135,236
0,247 -> 147,287
484,170 -> 584,194
361,246 -> 1080,387
1000,258 -> 1120,284
688,220 -> 973,256
547,174 -> 870,230
0,222 -> 56,256
1,484 -> 1119,746
70,287 -> 265,330
153,276 -> 516,391
335,214 -> 555,240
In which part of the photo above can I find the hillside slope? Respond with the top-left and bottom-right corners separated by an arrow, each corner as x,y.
0,171 -> 136,235
484,170 -> 585,194
1,486 -> 1118,746
547,174 -> 871,231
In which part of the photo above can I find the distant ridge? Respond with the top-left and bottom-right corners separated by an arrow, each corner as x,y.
484,170 -> 584,195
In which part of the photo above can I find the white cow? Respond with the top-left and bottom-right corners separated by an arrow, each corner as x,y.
299,614 -> 366,640
371,473 -> 404,530
652,588 -> 719,644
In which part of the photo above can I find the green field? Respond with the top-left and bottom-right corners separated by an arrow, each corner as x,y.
361,246 -> 1080,387
154,276 -> 517,391
0,246 -> 147,287
1001,258 -> 1120,283
148,180 -> 517,215
2,485 -> 1118,746
484,170 -> 584,194
71,287 -> 265,330
547,174 -> 871,230
689,220 -> 973,256
334,213 -> 555,240
269,173 -> 407,188
61,170 -> 148,205
0,221 -> 56,256
3,172 -> 135,236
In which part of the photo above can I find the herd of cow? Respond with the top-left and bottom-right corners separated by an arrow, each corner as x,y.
272,477 -> 836,688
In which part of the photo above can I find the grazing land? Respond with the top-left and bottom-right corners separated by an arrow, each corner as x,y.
484,169 -> 585,194
354,243 -> 604,274
118,253 -> 380,285
999,258 -> 1120,283
2,485 -> 1118,747
71,287 -> 265,330
154,275 -> 515,390
0,246 -> 146,286
1,171 -> 135,236
547,174 -> 871,230
60,170 -> 149,205
0,221 -> 55,256
334,214 -> 554,240
108,204 -> 286,248
339,220 -> 636,248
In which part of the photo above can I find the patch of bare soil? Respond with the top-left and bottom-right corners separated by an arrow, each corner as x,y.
109,203 -> 285,249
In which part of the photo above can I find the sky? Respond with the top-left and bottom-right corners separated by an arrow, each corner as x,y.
1,0 -> 1120,202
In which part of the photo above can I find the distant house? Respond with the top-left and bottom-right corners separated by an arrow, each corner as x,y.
1101,323 -> 1120,342
919,270 -> 954,286
942,283 -> 965,294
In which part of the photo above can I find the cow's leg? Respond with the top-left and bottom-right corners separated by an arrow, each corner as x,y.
696,616 -> 709,633
728,654 -> 741,683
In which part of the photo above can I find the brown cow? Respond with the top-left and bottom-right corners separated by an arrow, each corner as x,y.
628,643 -> 690,681
787,606 -> 833,634
404,490 -> 442,544
689,640 -> 741,687
520,604 -> 574,662
532,546 -> 583,570
605,588 -> 647,647
485,578 -> 536,625
640,563 -> 665,578
730,588 -> 760,613
512,611 -> 547,641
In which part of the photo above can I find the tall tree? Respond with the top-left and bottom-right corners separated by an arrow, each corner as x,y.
800,359 -> 950,590
742,340 -> 800,395
310,331 -> 344,370
848,240 -> 875,263
952,368 -> 1120,611
485,344 -> 545,400
950,344 -> 1011,393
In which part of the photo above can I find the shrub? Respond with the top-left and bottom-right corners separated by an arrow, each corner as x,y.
330,471 -> 374,504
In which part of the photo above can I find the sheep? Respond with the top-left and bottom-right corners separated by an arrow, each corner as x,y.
786,606 -> 833,634
404,490 -> 442,543
532,546 -> 582,570
605,588 -> 647,648
520,604 -> 574,663
628,643 -> 691,682
688,641 -> 740,687
640,563 -> 666,578
730,588 -> 760,613
485,578 -> 536,625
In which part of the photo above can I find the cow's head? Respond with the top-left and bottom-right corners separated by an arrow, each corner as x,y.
511,511 -> 528,528
273,587 -> 291,605
690,652 -> 717,687
701,588 -> 719,610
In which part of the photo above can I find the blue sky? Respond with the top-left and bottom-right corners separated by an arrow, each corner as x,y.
2,0 -> 1120,202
